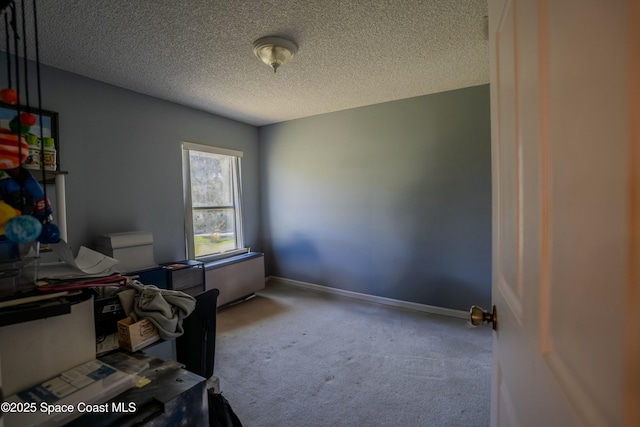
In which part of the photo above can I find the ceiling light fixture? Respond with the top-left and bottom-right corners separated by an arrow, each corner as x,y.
253,36 -> 298,73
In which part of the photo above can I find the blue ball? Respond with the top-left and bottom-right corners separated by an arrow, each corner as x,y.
38,222 -> 61,244
5,215 -> 43,244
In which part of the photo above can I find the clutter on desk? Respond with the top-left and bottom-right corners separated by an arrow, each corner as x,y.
35,273 -> 128,293
3,359 -> 134,427
11,235 -> 198,354
117,281 -> 196,340
36,274 -> 129,293
0,239 -> 121,301
0,239 -> 129,331
67,352 -> 209,427
43,239 -> 121,278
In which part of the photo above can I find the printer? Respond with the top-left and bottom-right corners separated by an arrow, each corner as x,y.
94,231 -> 156,274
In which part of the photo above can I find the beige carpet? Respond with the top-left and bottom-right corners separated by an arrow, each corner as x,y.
214,282 -> 492,427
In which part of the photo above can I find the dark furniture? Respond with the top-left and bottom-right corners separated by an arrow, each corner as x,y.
67,353 -> 208,427
134,260 -> 205,296
176,288 -> 220,379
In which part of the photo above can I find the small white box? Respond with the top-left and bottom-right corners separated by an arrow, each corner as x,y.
94,231 -> 156,273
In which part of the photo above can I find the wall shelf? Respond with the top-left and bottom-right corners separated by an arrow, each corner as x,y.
30,169 -> 68,185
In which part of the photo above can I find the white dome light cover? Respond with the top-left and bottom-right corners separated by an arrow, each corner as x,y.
253,36 -> 298,73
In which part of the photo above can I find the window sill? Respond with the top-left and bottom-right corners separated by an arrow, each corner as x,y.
202,251 -> 263,270
197,248 -> 249,264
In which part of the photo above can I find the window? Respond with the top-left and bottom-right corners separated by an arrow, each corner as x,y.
182,142 -> 245,260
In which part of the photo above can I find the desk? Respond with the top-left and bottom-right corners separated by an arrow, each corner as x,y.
66,352 -> 208,427
1,285 -> 217,426
0,296 -> 96,401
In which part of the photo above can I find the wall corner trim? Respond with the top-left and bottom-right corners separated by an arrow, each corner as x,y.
266,276 -> 469,320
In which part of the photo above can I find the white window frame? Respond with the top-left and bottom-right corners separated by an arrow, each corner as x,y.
182,141 -> 247,261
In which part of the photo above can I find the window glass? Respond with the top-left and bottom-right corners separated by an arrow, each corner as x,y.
183,143 -> 244,260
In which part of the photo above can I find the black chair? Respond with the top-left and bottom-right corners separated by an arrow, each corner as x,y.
176,288 -> 220,379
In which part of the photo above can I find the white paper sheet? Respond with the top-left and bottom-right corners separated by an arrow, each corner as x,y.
39,240 -> 121,279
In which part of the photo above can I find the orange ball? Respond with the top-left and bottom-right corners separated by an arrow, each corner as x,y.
0,133 -> 29,169
0,88 -> 18,104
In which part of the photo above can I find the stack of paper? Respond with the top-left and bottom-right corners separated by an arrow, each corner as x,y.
38,240 -> 121,281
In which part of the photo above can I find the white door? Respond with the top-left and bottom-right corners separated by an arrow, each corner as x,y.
486,0 -> 639,426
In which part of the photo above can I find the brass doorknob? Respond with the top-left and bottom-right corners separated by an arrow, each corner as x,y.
469,305 -> 497,330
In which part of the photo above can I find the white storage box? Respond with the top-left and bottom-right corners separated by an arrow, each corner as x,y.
94,231 -> 156,273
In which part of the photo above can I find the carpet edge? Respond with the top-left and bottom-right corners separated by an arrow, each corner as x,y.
266,276 -> 469,320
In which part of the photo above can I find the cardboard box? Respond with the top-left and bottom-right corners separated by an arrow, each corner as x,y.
117,316 -> 160,352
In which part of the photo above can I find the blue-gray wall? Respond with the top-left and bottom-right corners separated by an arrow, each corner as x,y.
5,55 -> 491,311
3,58 -> 261,263
259,85 -> 491,311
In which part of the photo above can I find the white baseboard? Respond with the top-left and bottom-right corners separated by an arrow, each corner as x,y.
266,276 -> 468,320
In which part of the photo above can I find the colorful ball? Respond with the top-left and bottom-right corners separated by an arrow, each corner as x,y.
9,118 -> 30,134
4,215 -> 42,244
0,133 -> 29,169
0,201 -> 19,235
0,201 -> 18,223
38,222 -> 60,244
0,88 -> 18,104
19,113 -> 37,126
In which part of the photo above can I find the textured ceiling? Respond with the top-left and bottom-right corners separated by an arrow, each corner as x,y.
28,0 -> 488,126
